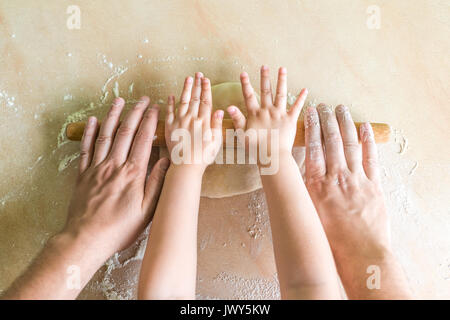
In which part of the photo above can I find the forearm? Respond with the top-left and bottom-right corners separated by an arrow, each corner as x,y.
138,165 -> 203,300
337,249 -> 412,299
261,153 -> 340,299
2,230 -> 106,300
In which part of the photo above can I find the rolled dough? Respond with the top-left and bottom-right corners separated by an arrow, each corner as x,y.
160,82 -> 262,198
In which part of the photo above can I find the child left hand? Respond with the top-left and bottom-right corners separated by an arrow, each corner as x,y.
165,72 -> 224,173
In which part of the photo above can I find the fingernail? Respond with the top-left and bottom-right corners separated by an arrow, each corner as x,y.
261,65 -> 268,70
228,106 -> 236,115
88,117 -> 96,125
216,110 -> 224,119
336,105 -> 347,113
186,77 -> 193,83
279,67 -> 287,74
318,104 -> 331,113
112,98 -> 122,106
361,122 -> 374,142
160,157 -> 170,171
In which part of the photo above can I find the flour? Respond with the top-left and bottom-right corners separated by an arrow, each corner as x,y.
113,81 -> 120,98
246,191 -> 269,240
58,152 -> 80,172
0,90 -> 20,112
409,161 -> 419,176
206,271 -> 280,300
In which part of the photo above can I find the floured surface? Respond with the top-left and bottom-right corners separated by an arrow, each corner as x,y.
0,0 -> 449,299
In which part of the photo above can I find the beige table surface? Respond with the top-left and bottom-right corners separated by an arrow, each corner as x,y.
0,0 -> 449,299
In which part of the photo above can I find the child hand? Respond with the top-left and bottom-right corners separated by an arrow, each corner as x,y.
226,66 -> 308,161
65,97 -> 169,257
165,72 -> 224,173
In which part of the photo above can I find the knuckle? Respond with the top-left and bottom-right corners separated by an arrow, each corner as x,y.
343,141 -> 359,151
200,97 -> 211,105
363,157 -> 378,168
325,132 -> 341,143
276,91 -> 286,98
306,174 -> 325,190
124,161 -> 143,177
82,131 -> 94,140
79,150 -> 90,159
244,91 -> 255,100
96,134 -> 112,145
261,88 -> 272,95
116,125 -> 134,137
135,130 -> 154,143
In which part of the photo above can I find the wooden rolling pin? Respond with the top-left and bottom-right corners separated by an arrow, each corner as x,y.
66,119 -> 390,146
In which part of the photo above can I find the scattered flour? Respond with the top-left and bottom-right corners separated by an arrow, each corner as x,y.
208,272 -> 280,300
58,152 -> 80,172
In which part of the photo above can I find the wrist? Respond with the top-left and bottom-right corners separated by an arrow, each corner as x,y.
57,224 -> 113,265
168,163 -> 206,177
258,149 -> 295,172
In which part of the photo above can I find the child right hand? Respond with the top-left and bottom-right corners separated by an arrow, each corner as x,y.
226,66 -> 308,160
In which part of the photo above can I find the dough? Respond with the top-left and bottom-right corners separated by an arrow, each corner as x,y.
161,82 -> 262,198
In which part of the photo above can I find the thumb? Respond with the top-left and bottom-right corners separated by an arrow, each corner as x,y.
142,157 -> 170,223
227,105 -> 246,129
288,88 -> 308,120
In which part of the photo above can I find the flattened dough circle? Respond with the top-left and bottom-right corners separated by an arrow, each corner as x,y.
160,82 -> 262,198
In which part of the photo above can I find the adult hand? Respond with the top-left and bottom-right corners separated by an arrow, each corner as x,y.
304,104 -> 411,299
66,97 -> 169,257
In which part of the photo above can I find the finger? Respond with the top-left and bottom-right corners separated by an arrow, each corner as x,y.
317,104 -> 347,174
335,105 -> 362,172
166,95 -> 175,125
188,72 -> 203,117
227,105 -> 246,129
288,88 -> 308,121
177,76 -> 193,117
79,116 -> 98,174
143,157 -> 170,222
361,122 -> 380,181
304,107 -> 326,181
128,105 -> 159,169
108,97 -> 150,165
211,110 -> 224,143
198,77 -> 213,126
260,65 -> 273,108
92,97 -> 125,166
240,72 -> 260,113
274,67 -> 287,110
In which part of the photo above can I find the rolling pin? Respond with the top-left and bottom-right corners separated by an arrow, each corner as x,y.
66,120 -> 390,146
